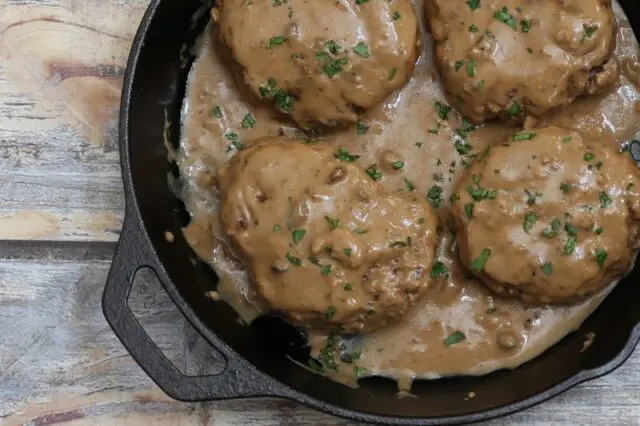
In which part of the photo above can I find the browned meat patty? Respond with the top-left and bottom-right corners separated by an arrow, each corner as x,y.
212,0 -> 420,130
217,139 -> 439,332
451,126 -> 640,305
424,0 -> 619,124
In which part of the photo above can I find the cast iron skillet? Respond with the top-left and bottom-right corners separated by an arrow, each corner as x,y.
103,0 -> 640,424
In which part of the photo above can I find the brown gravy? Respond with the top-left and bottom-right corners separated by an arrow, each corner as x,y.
176,0 -> 640,388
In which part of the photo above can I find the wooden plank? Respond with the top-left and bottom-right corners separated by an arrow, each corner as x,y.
0,257 -> 638,425
0,0 -> 151,241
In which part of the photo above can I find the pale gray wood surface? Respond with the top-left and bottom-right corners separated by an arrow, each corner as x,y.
0,1 -> 638,425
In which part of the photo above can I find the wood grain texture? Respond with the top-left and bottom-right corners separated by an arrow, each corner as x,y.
0,257 -> 638,425
0,0 -> 638,425
0,0 -> 142,241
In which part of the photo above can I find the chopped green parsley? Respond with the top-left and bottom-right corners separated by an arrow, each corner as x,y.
404,178 -> 416,192
269,36 -> 285,48
286,252 -> 301,266
241,113 -> 256,128
494,6 -> 518,30
427,185 -> 444,208
435,101 -> 452,120
523,212 -> 537,233
444,331 -> 466,346
365,164 -> 382,181
335,147 -> 360,163
325,216 -> 340,230
600,191 -> 612,208
292,229 -> 306,244
430,261 -> 450,278
356,120 -> 369,135
505,100 -> 522,117
512,132 -> 537,141
466,0 -> 481,11
595,248 -> 608,269
326,306 -> 337,320
471,248 -> 491,272
353,41 -> 370,58
464,203 -> 474,218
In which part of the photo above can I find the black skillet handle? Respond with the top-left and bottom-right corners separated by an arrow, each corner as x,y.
102,215 -> 271,402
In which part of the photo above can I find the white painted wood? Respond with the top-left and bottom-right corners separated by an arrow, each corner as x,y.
0,1 -> 637,424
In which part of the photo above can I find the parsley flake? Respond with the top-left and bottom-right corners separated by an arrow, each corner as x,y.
464,203 -> 474,218
354,366 -> 368,378
581,24 -> 599,43
356,121 -> 369,135
595,248 -> 608,269
366,164 -> 382,181
435,101 -> 452,120
512,132 -> 537,141
321,265 -> 332,276
563,236 -> 577,256
269,36 -> 286,48
392,161 -> 405,170
444,331 -> 466,346
467,0 -> 481,11
326,306 -> 337,320
600,191 -> 612,208
404,178 -> 416,192
325,216 -> 340,230
354,41 -> 370,58
523,212 -> 537,233
335,147 -> 360,163
466,60 -> 476,77
430,261 -> 450,278
323,58 -> 348,78
286,252 -> 301,266
505,100 -> 522,117
241,113 -> 256,128
427,185 -> 444,208
471,248 -> 491,272
494,6 -> 518,30
292,229 -> 307,244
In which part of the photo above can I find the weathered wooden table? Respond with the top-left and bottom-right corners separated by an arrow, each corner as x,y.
0,1 -> 638,425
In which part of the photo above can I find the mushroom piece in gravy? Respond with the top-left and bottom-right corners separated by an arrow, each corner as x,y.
216,139 -> 439,333
212,0 -> 420,130
424,0 -> 619,124
452,126 -> 640,305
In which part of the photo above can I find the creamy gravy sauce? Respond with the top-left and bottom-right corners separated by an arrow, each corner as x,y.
176,1 -> 640,388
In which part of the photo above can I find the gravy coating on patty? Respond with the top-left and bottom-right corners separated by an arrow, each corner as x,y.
452,126 -> 640,305
425,0 -> 619,124
212,0 -> 420,130
216,139 -> 439,333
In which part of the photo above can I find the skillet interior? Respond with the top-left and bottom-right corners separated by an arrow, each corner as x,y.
119,0 -> 640,421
